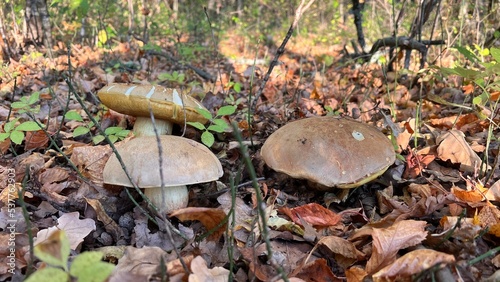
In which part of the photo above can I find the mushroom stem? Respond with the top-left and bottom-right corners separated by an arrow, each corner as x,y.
144,185 -> 189,214
133,117 -> 173,136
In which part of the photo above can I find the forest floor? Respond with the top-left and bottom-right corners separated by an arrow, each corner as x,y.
1,32 -> 500,282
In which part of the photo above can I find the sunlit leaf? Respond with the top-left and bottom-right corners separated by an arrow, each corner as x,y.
197,108 -> 213,120
201,131 -> 215,147
4,119 -> 18,133
491,47 -> 500,63
73,126 -> 90,137
69,251 -> 115,282
16,121 -> 43,131
207,124 -> 226,133
170,207 -> 227,241
187,121 -> 206,130
65,111 -> 84,122
28,92 -> 40,105
34,230 -> 70,271
108,135 -> 118,144
10,130 -> 24,145
92,135 -> 105,145
217,105 -> 236,116
24,267 -> 68,282
104,126 -> 124,135
0,132 -> 10,142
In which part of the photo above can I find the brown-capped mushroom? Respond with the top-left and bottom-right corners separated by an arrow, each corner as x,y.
98,83 -> 207,136
102,136 -> 223,214
261,116 -> 395,189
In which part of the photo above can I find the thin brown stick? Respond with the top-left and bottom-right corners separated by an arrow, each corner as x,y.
251,0 -> 316,111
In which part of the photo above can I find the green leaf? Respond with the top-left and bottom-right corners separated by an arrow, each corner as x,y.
28,92 -> 40,105
0,132 -> 10,142
104,126 -> 124,135
15,121 -> 42,131
69,251 -> 114,282
11,101 -> 28,109
491,47 -> 500,63
108,135 -> 118,144
201,131 -> 215,147
10,131 -> 24,144
456,46 -> 479,63
233,82 -> 242,93
24,267 -> 69,282
115,130 -> 130,138
217,105 -> 236,116
207,124 -> 226,133
92,135 -> 105,145
64,111 -> 84,122
73,126 -> 90,137
197,108 -> 213,120
187,121 -> 206,130
4,119 -> 18,133
34,230 -> 70,271
212,119 -> 228,128
473,92 -> 489,106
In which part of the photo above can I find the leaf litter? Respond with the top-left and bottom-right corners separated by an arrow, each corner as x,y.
0,32 -> 500,282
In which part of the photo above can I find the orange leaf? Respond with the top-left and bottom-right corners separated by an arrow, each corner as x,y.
279,203 -> 341,228
170,207 -> 227,241
462,84 -> 474,95
451,186 -> 484,203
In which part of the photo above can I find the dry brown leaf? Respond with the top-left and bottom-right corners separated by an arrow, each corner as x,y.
85,197 -> 123,241
35,212 -> 96,250
477,204 -> 500,233
366,220 -> 427,274
316,236 -> 362,269
279,203 -> 341,228
372,249 -> 455,282
188,256 -> 229,282
345,266 -> 367,282
436,130 -> 483,172
439,216 -> 481,241
70,144 -> 112,185
170,207 -> 227,242
24,130 -> 49,151
291,258 -> 342,282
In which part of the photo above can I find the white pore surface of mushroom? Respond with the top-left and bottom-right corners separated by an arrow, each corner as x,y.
98,83 -> 208,137
261,116 -> 396,189
102,136 -> 223,214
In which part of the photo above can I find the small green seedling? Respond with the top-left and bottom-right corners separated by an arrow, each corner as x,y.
0,118 -> 43,145
11,92 -> 41,114
64,110 -> 130,144
25,230 -> 114,282
187,105 -> 237,147
158,71 -> 185,84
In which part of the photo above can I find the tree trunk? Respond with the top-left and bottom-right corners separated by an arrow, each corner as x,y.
24,0 -> 53,51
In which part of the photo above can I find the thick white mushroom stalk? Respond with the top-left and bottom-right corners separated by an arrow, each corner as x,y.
144,185 -> 188,214
133,117 -> 173,136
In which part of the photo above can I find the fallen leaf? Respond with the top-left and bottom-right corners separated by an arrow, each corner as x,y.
315,236 -> 362,269
436,130 -> 484,172
291,258 -> 342,282
366,220 -> 428,274
85,197 -> 123,241
170,207 -> 227,242
70,144 -> 112,185
451,186 -> 484,203
345,266 -> 367,282
279,203 -> 341,228
372,249 -> 455,282
24,130 -> 49,151
35,212 -> 96,250
188,256 -> 229,282
485,180 -> 500,201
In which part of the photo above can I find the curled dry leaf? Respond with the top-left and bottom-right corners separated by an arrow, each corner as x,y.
24,130 -> 49,151
315,236 -> 363,269
70,144 -> 112,185
372,249 -> 455,282
290,258 -> 341,282
170,207 -> 227,242
279,203 -> 341,228
436,130 -> 484,172
485,179 -> 500,201
188,256 -> 229,282
366,220 -> 428,274
85,197 -> 123,241
477,204 -> 500,237
451,186 -> 484,203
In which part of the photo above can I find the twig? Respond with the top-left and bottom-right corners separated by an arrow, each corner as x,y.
251,0 -> 316,111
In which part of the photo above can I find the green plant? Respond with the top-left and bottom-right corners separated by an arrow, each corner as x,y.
11,92 -> 41,114
25,230 -> 114,282
0,118 -> 43,145
187,105 -> 237,147
64,111 -> 130,144
158,70 -> 185,84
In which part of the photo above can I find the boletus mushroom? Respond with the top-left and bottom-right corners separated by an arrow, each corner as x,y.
102,136 -> 223,214
261,116 -> 395,189
98,83 -> 207,136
